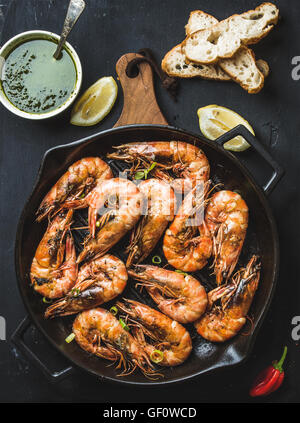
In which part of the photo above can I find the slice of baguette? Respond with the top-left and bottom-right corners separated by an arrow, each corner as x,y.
220,46 -> 265,93
185,10 -> 269,93
162,11 -> 228,81
184,3 -> 279,64
161,44 -> 230,80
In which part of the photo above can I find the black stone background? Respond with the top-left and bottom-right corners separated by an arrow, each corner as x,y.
0,0 -> 299,403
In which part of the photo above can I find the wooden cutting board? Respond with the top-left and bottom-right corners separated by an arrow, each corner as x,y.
114,53 -> 168,127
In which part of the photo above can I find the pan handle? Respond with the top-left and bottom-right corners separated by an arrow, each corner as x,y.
11,316 -> 74,382
215,124 -> 284,195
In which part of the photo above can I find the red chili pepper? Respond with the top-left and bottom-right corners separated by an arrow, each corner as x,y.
249,346 -> 287,397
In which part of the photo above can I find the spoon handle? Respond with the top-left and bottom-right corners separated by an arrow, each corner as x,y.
53,0 -> 85,59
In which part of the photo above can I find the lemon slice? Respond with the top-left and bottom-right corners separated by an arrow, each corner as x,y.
71,76 -> 118,126
197,105 -> 255,152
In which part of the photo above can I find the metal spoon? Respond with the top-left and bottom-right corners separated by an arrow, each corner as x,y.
53,0 -> 86,60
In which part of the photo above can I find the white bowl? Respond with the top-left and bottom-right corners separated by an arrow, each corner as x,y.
0,30 -> 82,120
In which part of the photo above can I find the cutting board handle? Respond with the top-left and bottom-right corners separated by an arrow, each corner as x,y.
114,53 -> 168,127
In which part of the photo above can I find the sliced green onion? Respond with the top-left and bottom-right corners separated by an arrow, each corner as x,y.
150,349 -> 164,364
152,255 -> 162,264
134,171 -> 145,180
110,306 -> 118,316
71,287 -> 80,297
42,297 -> 52,304
80,193 -> 85,198
175,269 -> 189,277
144,162 -> 157,179
134,162 -> 157,180
119,318 -> 130,331
65,333 -> 75,343
147,161 -> 157,173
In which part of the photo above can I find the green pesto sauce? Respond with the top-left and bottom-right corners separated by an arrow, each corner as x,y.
1,39 -> 77,114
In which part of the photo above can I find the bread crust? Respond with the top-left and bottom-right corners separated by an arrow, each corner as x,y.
161,44 -> 230,81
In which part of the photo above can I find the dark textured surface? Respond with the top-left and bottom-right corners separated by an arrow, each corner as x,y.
0,0 -> 299,403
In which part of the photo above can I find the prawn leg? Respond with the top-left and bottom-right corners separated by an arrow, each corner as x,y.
117,299 -> 192,367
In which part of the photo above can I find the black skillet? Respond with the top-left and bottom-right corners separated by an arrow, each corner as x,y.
13,53 -> 284,385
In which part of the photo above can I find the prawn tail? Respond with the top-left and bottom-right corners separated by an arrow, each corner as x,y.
44,298 -> 68,319
212,226 -> 225,285
65,234 -> 76,259
55,243 -> 66,270
125,221 -> 145,268
77,248 -> 93,264
51,215 -> 73,269
63,234 -> 78,279
88,206 -> 98,237
126,245 -> 139,268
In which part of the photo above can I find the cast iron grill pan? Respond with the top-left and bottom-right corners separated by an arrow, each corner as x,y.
14,124 -> 282,385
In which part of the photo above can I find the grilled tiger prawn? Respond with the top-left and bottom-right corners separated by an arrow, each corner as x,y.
116,299 -> 192,366
163,182 -> 212,272
73,308 -> 159,377
205,190 -> 249,285
107,141 -> 210,193
76,178 -> 143,263
36,157 -> 113,221
126,179 -> 176,267
128,265 -> 207,324
194,255 -> 260,342
45,255 -> 127,318
30,210 -> 77,299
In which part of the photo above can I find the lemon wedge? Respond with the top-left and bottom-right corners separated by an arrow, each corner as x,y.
71,76 -> 118,126
197,105 -> 254,152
